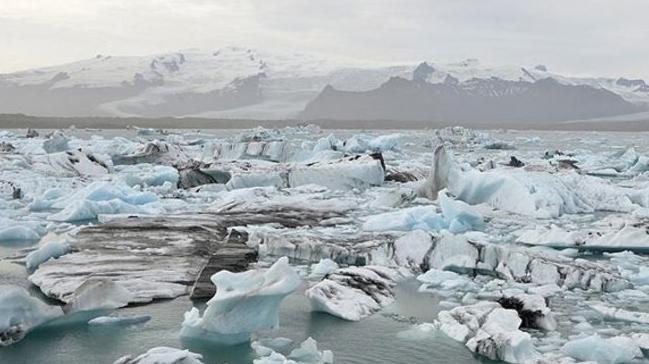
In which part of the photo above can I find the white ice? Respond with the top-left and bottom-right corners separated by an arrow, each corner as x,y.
252,337 -> 334,364
180,257 -> 300,344
113,347 -> 204,364
0,285 -> 64,346
562,334 -> 642,364
25,234 -> 71,269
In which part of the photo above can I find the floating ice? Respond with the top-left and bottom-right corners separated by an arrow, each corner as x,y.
417,269 -> 477,292
25,235 -> 71,270
47,181 -> 159,222
362,193 -> 483,233
437,301 -> 539,363
118,164 -> 179,187
399,232 -> 629,291
0,217 -> 45,241
0,224 -> 41,241
589,303 -> 649,325
421,145 -> 637,218
113,347 -> 204,364
306,265 -> 397,321
438,192 -> 484,233
252,337 -> 334,364
497,293 -> 556,331
308,259 -> 339,278
562,334 -> 642,364
88,315 -> 151,326
180,257 -> 300,344
393,230 -> 435,270
64,278 -> 134,313
32,150 -> 108,177
42,130 -> 70,153
0,285 -> 64,346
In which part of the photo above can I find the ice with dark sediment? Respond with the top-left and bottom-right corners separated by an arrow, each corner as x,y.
305,265 -> 399,321
5,127 -> 649,363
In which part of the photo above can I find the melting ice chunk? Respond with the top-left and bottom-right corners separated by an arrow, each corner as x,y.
180,257 -> 300,345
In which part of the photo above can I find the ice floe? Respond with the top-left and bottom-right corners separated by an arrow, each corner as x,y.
113,347 -> 204,364
436,301 -> 539,363
252,337 -> 334,364
0,285 -> 64,346
562,334 -> 642,364
25,233 -> 71,269
305,265 -> 398,321
88,315 -> 151,326
180,257 -> 300,344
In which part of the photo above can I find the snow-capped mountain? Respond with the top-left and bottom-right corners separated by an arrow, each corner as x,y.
0,47 -> 647,121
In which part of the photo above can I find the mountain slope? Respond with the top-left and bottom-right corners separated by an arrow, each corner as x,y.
0,48 -> 647,121
301,76 -> 642,123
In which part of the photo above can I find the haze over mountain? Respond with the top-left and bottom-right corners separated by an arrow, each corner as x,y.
1,47 -> 648,123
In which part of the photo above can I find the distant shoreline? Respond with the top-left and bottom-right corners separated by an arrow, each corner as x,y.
1,114 -> 649,132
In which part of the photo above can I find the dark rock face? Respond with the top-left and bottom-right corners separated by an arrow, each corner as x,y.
616,77 -> 648,89
301,77 -> 642,123
413,62 -> 435,82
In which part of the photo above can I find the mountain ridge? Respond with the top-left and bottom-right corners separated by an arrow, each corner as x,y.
1,47 -> 647,121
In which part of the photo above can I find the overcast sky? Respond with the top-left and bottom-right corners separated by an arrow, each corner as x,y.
1,0 -> 648,79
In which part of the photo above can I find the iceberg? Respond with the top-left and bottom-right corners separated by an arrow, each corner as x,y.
32,150 -> 108,177
517,220 -> 649,253
88,315 -> 151,326
64,278 -> 134,313
0,285 -> 64,346
589,303 -> 649,325
0,224 -> 41,241
25,235 -> 71,270
562,334 -> 642,364
497,294 -> 556,331
362,193 -> 483,233
437,302 -> 539,363
305,265 -> 397,321
438,192 -> 484,233
420,145 -> 637,218
113,347 -> 204,364
180,257 -> 300,344
417,269 -> 477,292
0,217 -> 46,241
393,230 -> 435,270
118,164 -> 179,188
308,259 -> 339,278
42,130 -> 70,153
252,337 -> 334,364
418,145 -> 455,200
397,232 -> 629,291
47,181 -> 160,222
